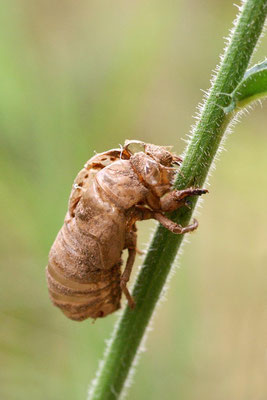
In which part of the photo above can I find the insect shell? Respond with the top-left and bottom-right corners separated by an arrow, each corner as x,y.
46,140 -> 207,321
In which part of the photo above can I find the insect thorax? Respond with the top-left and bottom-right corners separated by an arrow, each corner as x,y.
95,160 -> 148,209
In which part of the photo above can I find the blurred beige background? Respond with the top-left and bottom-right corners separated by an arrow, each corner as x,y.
0,1 -> 266,399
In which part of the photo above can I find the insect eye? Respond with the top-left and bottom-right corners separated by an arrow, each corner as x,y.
144,159 -> 160,185
124,140 -> 145,155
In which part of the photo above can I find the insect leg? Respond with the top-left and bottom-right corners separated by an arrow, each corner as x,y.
154,213 -> 198,233
131,205 -> 198,234
160,187 -> 208,212
121,232 -> 137,309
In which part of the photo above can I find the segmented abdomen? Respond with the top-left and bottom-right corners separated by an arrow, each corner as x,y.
46,263 -> 121,321
46,209 -> 121,321
46,221 -> 122,320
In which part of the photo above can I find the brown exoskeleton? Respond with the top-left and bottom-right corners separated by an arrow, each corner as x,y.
46,141 -> 207,321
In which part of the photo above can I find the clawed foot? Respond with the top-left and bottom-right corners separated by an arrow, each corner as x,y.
136,247 -> 145,256
173,187 -> 208,201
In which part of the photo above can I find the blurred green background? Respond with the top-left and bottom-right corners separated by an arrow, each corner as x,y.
0,1 -> 266,399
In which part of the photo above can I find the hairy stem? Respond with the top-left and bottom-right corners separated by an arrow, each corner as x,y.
88,1 -> 267,399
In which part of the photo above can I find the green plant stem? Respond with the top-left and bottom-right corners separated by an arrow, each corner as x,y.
88,1 -> 267,399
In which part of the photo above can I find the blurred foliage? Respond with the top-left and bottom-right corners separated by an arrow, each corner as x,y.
0,1 -> 266,399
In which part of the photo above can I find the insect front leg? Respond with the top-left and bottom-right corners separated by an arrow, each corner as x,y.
132,205 -> 199,234
121,231 -> 138,309
153,212 -> 198,234
153,187 -> 208,233
160,187 -> 208,212
134,186 -> 207,234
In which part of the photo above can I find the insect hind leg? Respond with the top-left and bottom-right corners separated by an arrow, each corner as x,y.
121,231 -> 137,309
